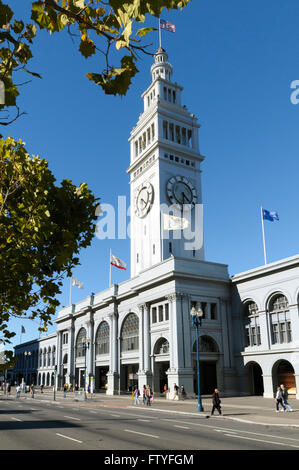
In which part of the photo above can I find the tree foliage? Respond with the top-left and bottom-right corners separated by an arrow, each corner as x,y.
0,0 -> 191,122
0,137 -> 98,345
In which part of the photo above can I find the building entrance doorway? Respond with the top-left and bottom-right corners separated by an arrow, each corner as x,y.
245,362 -> 264,395
275,360 -> 296,395
95,366 -> 109,391
193,361 -> 217,395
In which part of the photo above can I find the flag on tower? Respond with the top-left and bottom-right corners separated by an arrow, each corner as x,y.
262,209 -> 279,222
162,213 -> 189,230
159,19 -> 176,33
71,276 -> 84,289
110,253 -> 127,270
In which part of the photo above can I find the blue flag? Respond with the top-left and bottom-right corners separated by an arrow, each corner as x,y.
263,209 -> 279,222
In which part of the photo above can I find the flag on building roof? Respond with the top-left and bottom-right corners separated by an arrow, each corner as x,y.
110,253 -> 127,270
262,209 -> 279,222
21,325 -> 26,334
71,276 -> 84,289
159,19 -> 176,33
162,212 -> 189,230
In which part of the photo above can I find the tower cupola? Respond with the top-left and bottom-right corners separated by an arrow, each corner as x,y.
150,47 -> 173,82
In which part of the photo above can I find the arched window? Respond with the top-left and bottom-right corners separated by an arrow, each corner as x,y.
76,327 -> 87,358
52,346 -> 56,366
196,335 -> 219,353
95,321 -> 110,355
47,347 -> 51,367
269,294 -> 291,344
121,313 -> 139,352
43,348 -> 46,367
243,301 -> 261,347
154,338 -> 169,355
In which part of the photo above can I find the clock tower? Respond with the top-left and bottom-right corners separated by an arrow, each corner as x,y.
128,48 -> 205,278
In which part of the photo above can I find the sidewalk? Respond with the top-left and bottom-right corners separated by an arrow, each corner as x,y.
1,389 -> 299,428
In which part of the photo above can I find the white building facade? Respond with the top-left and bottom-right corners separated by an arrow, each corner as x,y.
12,50 -> 299,400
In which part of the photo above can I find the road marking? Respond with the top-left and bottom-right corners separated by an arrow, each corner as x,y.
110,414 -> 121,417
124,429 -> 159,439
11,417 -> 22,422
162,418 -> 299,443
174,425 -> 190,430
63,415 -> 81,421
89,411 -> 97,414
56,433 -> 82,444
138,419 -> 151,422
223,433 -> 299,449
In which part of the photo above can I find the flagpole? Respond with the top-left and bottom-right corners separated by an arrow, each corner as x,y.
260,205 -> 267,265
69,276 -> 72,306
159,17 -> 162,48
109,249 -> 112,288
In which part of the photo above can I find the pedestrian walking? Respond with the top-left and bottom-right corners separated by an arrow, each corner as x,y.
146,385 -> 151,406
63,384 -> 67,398
40,384 -> 44,394
7,383 -> 11,396
134,386 -> 140,405
16,384 -> 21,399
275,386 -> 286,412
173,383 -> 179,400
211,389 -> 222,415
180,384 -> 186,400
30,384 -> 35,398
142,385 -> 146,405
280,384 -> 293,411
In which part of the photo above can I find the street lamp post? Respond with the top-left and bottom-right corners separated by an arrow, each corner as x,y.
190,305 -> 204,412
24,351 -> 32,392
82,340 -> 90,400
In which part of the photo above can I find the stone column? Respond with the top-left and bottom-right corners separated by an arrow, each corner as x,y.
57,331 -> 63,389
137,303 -> 152,390
107,303 -> 119,395
68,321 -> 75,387
262,374 -> 274,398
85,309 -> 94,383
166,293 -> 194,397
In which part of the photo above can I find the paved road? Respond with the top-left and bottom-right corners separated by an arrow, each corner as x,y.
1,396 -> 299,451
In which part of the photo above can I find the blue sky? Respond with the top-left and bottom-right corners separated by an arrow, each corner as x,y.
5,0 -> 299,347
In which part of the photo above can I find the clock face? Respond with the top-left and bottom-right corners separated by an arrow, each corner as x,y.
167,176 -> 197,209
134,182 -> 154,218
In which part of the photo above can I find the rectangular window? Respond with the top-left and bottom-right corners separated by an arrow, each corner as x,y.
211,303 -> 217,320
169,242 -> 172,254
164,87 -> 167,100
151,123 -> 155,140
169,123 -> 174,141
163,120 -> 168,139
147,127 -> 151,144
272,323 -> 279,344
165,303 -> 169,321
152,307 -> 157,324
257,326 -> 261,345
251,327 -> 257,346
182,128 -> 187,145
287,322 -> 292,342
168,88 -> 171,101
175,125 -> 181,144
173,90 -> 176,103
280,322 -> 286,343
245,327 -> 250,347
159,305 -> 163,322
